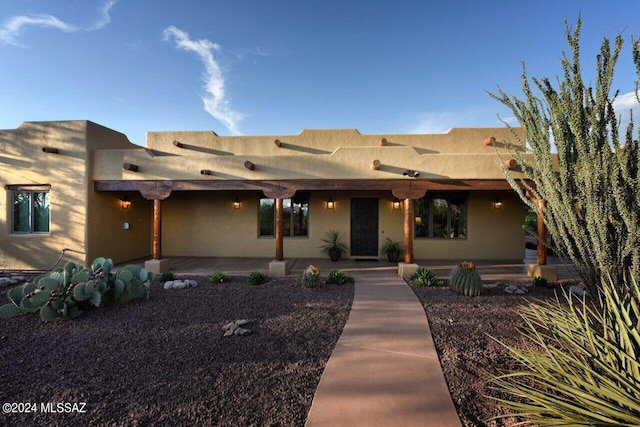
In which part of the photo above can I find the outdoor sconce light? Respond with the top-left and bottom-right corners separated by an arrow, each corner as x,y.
493,197 -> 503,209
392,198 -> 401,210
326,197 -> 335,210
233,197 -> 240,209
403,169 -> 420,178
121,196 -> 131,210
42,147 -> 59,154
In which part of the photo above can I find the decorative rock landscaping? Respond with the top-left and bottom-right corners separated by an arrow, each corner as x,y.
569,284 -> 587,297
163,279 -> 198,290
503,284 -> 529,294
0,276 -> 26,287
222,319 -> 252,337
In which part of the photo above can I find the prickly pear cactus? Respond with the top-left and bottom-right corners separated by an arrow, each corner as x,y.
450,261 -> 482,297
0,257 -> 153,322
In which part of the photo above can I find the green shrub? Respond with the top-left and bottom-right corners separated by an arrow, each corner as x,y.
300,265 -> 321,288
159,271 -> 175,282
209,272 -> 229,284
410,267 -> 443,287
248,271 -> 268,286
487,275 -> 640,425
325,269 -> 355,285
533,275 -> 553,288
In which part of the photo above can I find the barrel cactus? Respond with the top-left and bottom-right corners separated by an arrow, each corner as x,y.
450,260 -> 482,296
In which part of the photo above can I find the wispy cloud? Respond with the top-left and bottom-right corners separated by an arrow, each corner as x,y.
613,90 -> 640,133
0,15 -> 77,47
163,25 -> 244,135
407,109 -> 519,134
89,0 -> 118,31
407,111 -> 462,134
0,1 -> 118,46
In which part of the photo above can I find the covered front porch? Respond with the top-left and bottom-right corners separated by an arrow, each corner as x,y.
119,250 -> 579,282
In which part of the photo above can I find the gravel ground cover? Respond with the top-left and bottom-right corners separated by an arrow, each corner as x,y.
0,274 -> 353,426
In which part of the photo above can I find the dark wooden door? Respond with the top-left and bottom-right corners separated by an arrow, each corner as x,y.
350,198 -> 378,256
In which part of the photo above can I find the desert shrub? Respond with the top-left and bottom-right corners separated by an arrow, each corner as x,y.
325,269 -> 355,285
533,276 -> 548,287
209,272 -> 229,284
300,265 -> 321,288
159,271 -> 175,282
410,267 -> 443,287
248,271 -> 268,286
487,275 -> 640,425
492,19 -> 640,295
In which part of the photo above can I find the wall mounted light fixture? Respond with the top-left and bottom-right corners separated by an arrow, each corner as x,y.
326,197 -> 335,210
121,195 -> 131,210
233,196 -> 240,209
392,198 -> 401,210
493,197 -> 503,209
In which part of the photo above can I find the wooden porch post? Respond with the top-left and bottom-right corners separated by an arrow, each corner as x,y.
275,198 -> 284,261
537,198 -> 547,265
403,198 -> 414,263
152,199 -> 162,260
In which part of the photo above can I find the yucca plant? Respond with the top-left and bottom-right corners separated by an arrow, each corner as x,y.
487,274 -> 640,425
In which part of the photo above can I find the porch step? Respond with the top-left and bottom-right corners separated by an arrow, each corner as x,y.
352,257 -> 379,262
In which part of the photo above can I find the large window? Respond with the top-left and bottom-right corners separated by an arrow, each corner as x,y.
415,195 -> 466,239
11,190 -> 50,233
259,194 -> 309,237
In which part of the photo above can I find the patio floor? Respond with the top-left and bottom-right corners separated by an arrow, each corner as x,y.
122,249 -> 579,281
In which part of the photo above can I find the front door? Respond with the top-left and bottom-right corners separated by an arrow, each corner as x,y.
350,198 -> 378,256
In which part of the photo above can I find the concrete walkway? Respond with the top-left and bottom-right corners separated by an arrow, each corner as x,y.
305,271 -> 461,427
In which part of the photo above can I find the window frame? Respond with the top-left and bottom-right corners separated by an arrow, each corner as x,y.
258,193 -> 309,238
414,193 -> 467,239
7,185 -> 51,235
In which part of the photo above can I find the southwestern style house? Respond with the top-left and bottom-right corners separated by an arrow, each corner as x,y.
1,120 -> 548,277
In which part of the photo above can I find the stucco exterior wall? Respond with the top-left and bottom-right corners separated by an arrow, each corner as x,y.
2,121 -> 530,269
159,190 -> 525,261
94,127 -> 527,182
0,121 -> 151,270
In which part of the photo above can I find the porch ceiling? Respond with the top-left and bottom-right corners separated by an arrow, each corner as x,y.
94,179 -> 525,200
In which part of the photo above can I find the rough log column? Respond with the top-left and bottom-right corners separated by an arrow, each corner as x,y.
403,198 -> 414,263
153,199 -> 162,260
537,198 -> 547,265
275,198 -> 284,261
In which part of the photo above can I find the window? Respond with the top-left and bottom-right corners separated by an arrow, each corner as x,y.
11,189 -> 50,233
415,195 -> 466,239
259,194 -> 309,237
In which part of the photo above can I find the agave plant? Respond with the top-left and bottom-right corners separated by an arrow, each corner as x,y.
487,274 -> 640,425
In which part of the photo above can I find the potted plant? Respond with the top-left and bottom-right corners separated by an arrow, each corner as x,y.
319,230 -> 349,261
380,237 -> 403,262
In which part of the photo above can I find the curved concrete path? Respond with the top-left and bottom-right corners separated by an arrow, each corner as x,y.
305,272 -> 461,427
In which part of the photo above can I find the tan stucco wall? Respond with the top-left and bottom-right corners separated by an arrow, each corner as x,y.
2,121 -> 529,269
159,190 -> 524,261
93,127 -> 527,182
0,121 -> 151,270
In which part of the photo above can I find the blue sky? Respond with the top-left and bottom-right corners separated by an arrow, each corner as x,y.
1,0 -> 639,146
